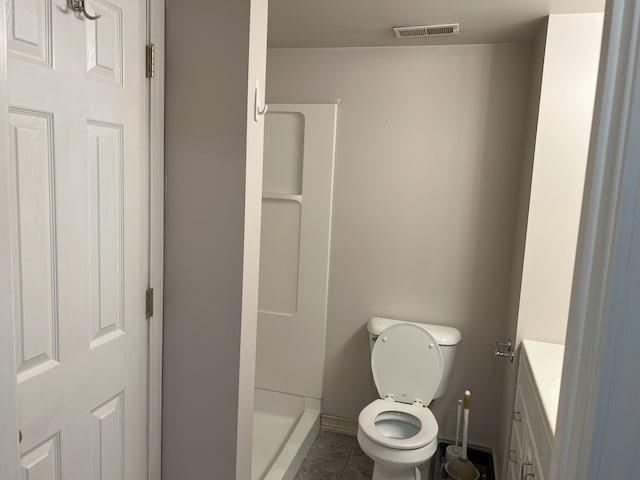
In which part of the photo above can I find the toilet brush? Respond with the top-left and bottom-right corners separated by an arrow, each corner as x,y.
445,400 -> 463,463
445,391 -> 479,480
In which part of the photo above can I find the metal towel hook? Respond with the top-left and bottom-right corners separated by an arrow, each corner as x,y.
254,81 -> 268,122
67,0 -> 101,20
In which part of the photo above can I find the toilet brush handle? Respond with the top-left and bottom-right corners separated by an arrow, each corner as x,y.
461,390 -> 471,461
461,409 -> 469,460
455,400 -> 462,446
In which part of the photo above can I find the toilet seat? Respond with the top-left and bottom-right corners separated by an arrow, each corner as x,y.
358,399 -> 438,450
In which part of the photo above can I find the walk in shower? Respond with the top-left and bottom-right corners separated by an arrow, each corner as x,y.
251,104 -> 337,479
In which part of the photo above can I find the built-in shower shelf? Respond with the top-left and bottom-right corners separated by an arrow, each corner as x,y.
262,192 -> 303,204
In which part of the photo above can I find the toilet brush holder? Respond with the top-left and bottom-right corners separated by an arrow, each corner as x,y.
445,444 -> 462,464
446,399 -> 463,464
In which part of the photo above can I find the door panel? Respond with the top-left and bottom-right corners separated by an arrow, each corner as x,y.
8,109 -> 58,382
506,422 -> 522,480
87,121 -> 125,349
90,393 -> 124,480
7,1 -> 148,478
20,434 -> 61,480
7,0 -> 53,67
85,0 -> 122,85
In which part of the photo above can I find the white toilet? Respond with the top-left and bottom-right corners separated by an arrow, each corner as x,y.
357,317 -> 462,480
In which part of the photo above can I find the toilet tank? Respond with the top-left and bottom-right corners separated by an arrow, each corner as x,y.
367,317 -> 462,400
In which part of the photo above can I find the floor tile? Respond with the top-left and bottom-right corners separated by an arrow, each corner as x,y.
306,430 -> 357,464
341,463 -> 372,480
294,456 -> 345,480
346,444 -> 374,475
417,458 -> 433,480
294,430 -> 438,480
340,461 -> 431,480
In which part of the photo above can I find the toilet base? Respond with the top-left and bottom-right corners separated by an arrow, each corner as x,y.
372,464 -> 421,480
357,428 -> 435,480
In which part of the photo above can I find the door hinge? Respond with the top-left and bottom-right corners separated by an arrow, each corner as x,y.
145,43 -> 155,78
145,287 -> 154,319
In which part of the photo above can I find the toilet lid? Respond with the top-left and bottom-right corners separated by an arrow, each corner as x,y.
371,323 -> 443,405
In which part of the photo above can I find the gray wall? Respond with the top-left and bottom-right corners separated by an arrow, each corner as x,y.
162,0 -> 266,478
266,44 -> 533,446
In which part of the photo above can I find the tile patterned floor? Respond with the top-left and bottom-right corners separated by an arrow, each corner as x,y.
294,431 -> 433,480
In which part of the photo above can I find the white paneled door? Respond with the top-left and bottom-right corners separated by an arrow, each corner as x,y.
7,1 -> 148,478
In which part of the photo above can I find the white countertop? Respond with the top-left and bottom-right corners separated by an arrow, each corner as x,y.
522,340 -> 565,434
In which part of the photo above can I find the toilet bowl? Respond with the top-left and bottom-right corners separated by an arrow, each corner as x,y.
357,318 -> 462,480
358,399 -> 438,480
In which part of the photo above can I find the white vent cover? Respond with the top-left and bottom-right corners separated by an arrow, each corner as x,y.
393,24 -> 460,39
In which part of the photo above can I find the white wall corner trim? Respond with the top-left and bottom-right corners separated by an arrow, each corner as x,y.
236,1 -> 270,478
0,0 -> 20,474
552,0 -> 640,478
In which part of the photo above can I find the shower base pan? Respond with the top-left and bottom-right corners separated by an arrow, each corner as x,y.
251,388 -> 320,480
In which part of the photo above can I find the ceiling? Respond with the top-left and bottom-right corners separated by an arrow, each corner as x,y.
267,0 -> 606,48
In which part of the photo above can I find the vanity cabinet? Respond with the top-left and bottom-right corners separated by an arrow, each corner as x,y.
506,344 -> 555,480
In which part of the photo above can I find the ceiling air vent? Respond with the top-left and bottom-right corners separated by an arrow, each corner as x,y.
393,24 -> 460,39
